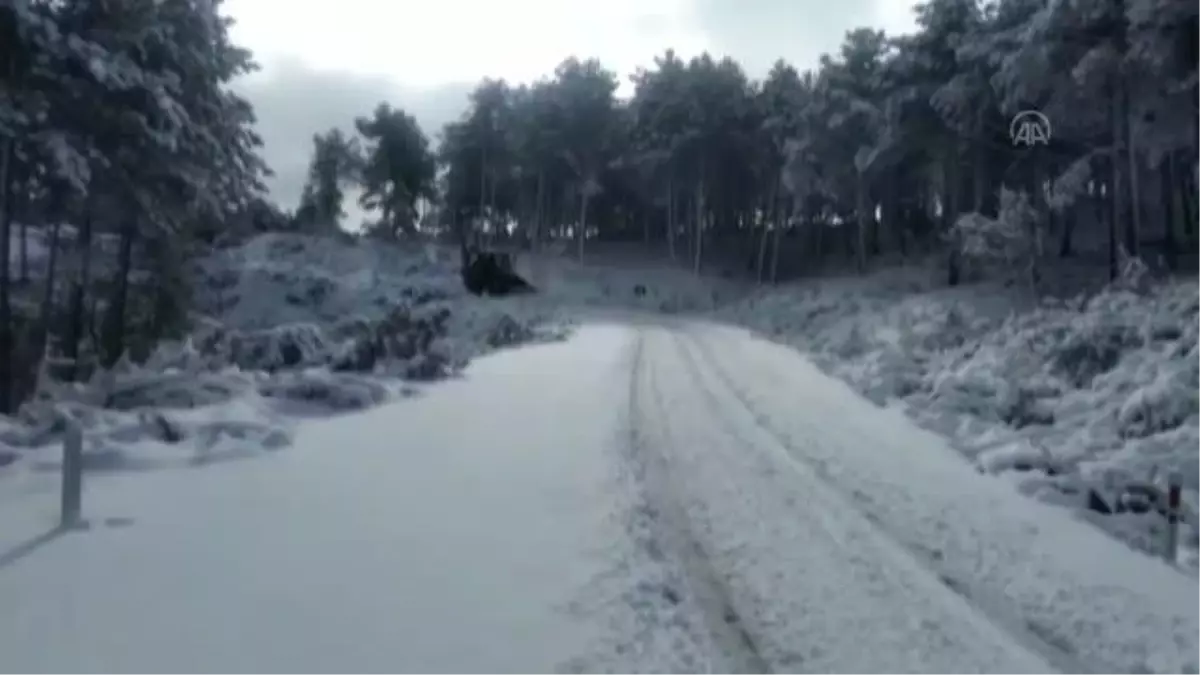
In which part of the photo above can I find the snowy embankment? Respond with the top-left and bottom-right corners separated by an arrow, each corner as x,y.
0,231 -> 574,478
715,264 -> 1200,571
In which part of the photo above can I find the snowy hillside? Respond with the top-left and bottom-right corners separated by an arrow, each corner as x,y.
715,264 -> 1200,570
0,231 -> 577,478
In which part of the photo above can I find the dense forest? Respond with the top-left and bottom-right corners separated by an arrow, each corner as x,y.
0,0 -> 1197,414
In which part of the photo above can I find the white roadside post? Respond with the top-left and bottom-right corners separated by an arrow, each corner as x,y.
1163,471 -> 1182,565
60,424 -> 83,528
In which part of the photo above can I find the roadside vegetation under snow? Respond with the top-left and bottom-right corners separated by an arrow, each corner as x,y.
716,261 -> 1199,571
0,229 -> 575,479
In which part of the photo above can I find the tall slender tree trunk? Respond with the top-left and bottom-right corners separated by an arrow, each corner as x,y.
0,137 -> 14,412
17,188 -> 28,284
101,216 -> 136,368
769,193 -> 786,283
65,193 -> 94,381
756,179 -> 778,283
533,169 -> 545,251
1161,156 -> 1178,270
1124,85 -> 1141,259
855,172 -> 869,273
693,179 -> 705,275
973,108 -> 990,216
943,148 -> 961,286
666,170 -> 676,260
1190,16 -> 1200,168
27,219 -> 62,398
478,145 -> 488,238
488,168 -> 499,244
1177,151 -> 1197,242
577,188 -> 589,262
1109,80 -> 1126,281
1059,203 -> 1077,258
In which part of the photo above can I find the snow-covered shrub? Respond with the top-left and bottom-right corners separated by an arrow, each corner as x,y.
715,265 -> 1200,568
950,189 -> 1041,287
103,372 -> 253,410
1047,304 -> 1143,387
329,305 -> 453,376
258,372 -> 389,412
224,323 -> 330,371
486,314 -> 535,348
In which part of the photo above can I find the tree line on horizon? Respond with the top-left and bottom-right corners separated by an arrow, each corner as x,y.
295,0 -> 1197,289
0,0 -> 1196,412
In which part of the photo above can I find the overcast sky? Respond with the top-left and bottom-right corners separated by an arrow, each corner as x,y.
226,0 -> 919,224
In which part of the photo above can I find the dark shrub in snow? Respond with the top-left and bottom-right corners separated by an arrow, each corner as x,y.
461,251 -> 535,296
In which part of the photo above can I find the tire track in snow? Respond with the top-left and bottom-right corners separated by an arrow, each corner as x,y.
623,329 -> 771,674
674,324 -> 1106,674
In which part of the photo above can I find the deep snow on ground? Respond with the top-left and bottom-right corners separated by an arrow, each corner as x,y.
1,321 -> 1194,673
0,327 -> 726,673
715,263 -> 1200,571
650,321 -> 1197,673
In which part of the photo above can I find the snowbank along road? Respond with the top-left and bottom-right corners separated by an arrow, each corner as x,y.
0,317 -> 1196,673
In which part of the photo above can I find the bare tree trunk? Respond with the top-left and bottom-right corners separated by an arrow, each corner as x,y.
1109,81 -> 1125,281
666,170 -> 676,260
1059,203 -> 1077,258
488,168 -> 499,245
479,145 -> 488,239
973,109 -> 989,215
756,180 -> 777,283
13,218 -> 64,404
1190,16 -> 1200,170
65,193 -> 95,381
1177,152 -> 1197,242
0,136 -> 13,412
17,188 -> 28,284
769,194 -> 786,283
577,191 -> 589,262
855,172 -> 869,273
693,180 -> 705,275
1124,85 -> 1141,259
101,217 -> 136,368
533,169 -> 545,252
943,148 -> 961,286
1161,155 -> 1179,270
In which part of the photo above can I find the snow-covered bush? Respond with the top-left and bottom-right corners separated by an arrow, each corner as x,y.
950,189 -> 1042,288
258,372 -> 390,413
716,267 -> 1200,568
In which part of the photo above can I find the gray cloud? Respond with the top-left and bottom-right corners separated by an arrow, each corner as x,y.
234,3 -> 900,220
233,57 -> 472,218
690,0 -> 886,76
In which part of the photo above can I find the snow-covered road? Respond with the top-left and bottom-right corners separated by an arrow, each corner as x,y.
0,319 -> 1196,673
